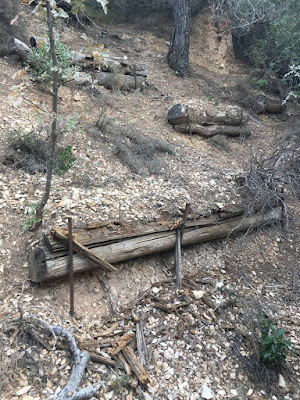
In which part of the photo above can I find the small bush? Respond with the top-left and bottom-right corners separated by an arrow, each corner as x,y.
251,77 -> 268,90
258,313 -> 296,364
1,128 -> 50,174
55,145 -> 76,177
21,204 -> 41,232
27,41 -> 77,83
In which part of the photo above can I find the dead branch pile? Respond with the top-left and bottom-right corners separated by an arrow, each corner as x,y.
236,132 -> 300,223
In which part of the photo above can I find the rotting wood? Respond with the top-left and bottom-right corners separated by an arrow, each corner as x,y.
168,104 -> 250,126
168,103 -> 251,137
117,352 -> 131,375
173,123 -> 251,137
122,346 -> 150,385
30,208 -> 281,282
78,338 -> 117,349
54,228 -> 117,272
44,208 -> 257,253
94,71 -> 146,91
136,313 -> 148,366
89,352 -> 122,368
109,332 -> 135,355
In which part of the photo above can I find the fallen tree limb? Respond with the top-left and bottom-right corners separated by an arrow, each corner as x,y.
20,314 -> 100,400
29,208 -> 281,282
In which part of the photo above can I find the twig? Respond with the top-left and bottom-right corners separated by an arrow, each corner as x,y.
99,278 -> 117,314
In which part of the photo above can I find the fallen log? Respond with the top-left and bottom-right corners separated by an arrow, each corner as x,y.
173,123 -> 251,137
8,38 -> 32,59
168,104 -> 250,126
29,208 -> 281,282
44,206 -> 253,253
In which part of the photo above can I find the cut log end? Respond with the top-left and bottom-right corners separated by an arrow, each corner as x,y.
29,246 -> 49,282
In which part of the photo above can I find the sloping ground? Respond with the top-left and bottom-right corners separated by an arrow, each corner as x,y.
0,8 -> 299,400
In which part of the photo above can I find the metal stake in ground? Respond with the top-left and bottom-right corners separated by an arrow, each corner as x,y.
68,217 -> 75,316
175,203 -> 190,290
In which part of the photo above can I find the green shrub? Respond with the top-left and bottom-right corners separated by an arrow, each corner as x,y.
27,41 -> 77,83
55,145 -> 76,177
21,204 -> 41,232
251,77 -> 268,90
258,312 -> 296,364
246,0 -> 300,77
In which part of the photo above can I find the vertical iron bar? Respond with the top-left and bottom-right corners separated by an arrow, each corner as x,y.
175,228 -> 182,290
68,217 -> 75,316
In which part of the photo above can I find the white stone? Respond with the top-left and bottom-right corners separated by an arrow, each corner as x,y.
200,384 -> 213,399
193,290 -> 205,299
278,374 -> 286,388
152,286 -> 160,294
16,386 -> 32,396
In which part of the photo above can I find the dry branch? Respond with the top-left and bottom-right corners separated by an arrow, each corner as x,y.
29,208 -> 281,283
20,315 -> 100,400
122,346 -> 150,385
136,314 -> 148,366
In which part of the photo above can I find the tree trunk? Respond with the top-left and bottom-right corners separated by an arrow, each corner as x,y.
35,1 -> 59,226
167,0 -> 191,76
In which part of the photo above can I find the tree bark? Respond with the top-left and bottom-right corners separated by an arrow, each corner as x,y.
167,0 -> 191,76
35,1 -> 59,226
29,209 -> 281,282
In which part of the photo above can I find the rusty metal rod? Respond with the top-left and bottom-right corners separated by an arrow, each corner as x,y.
68,217 -> 75,316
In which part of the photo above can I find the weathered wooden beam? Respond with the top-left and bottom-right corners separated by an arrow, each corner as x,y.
54,228 -> 117,272
29,209 -> 281,283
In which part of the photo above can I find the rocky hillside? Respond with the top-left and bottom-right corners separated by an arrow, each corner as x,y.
0,5 -> 299,400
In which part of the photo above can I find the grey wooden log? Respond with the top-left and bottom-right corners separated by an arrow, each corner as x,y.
173,123 -> 251,137
29,209 -> 280,282
8,38 -> 32,59
168,104 -> 250,126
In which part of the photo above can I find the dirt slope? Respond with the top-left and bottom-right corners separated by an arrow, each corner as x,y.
0,6 -> 299,400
